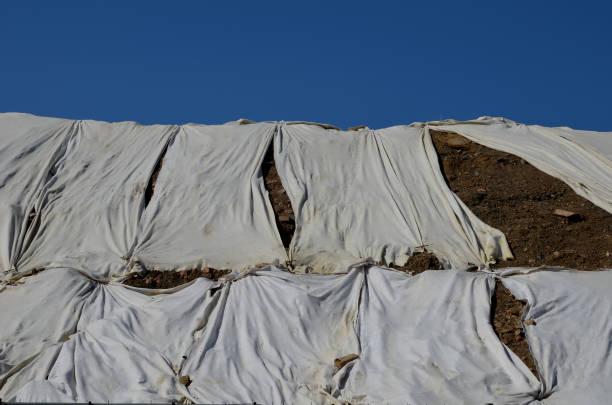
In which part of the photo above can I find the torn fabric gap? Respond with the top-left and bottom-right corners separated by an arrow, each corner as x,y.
262,125 -> 295,253
490,279 -> 540,381
143,126 -> 179,210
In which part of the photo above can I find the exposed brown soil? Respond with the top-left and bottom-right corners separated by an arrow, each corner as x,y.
179,375 -> 191,387
382,252 -> 442,275
144,144 -> 170,207
262,142 -> 295,249
430,129 -> 612,270
431,129 -> 612,381
123,268 -> 229,289
491,280 -> 538,377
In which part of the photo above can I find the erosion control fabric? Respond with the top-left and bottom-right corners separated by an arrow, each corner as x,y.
1,113 -> 611,404
427,117 -> 612,214
275,123 -> 512,272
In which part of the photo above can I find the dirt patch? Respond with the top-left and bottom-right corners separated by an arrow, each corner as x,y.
430,129 -> 612,270
381,252 -> 442,275
262,142 -> 295,249
431,129 -> 612,380
144,144 -> 170,207
491,280 -> 539,378
179,375 -> 191,387
123,268 -> 229,289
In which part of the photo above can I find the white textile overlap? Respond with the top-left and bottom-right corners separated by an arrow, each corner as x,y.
275,123 -> 512,272
339,268 -> 539,405
2,269 -> 220,402
132,122 -> 287,271
0,113 -> 74,276
427,117 -> 612,213
501,269 -> 612,404
17,120 -> 176,279
181,267 -> 363,404
0,269 -> 95,397
11,266 -> 612,404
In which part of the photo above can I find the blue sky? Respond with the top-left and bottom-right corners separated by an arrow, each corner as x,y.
1,1 -> 610,130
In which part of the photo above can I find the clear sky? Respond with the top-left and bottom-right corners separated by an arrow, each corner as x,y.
1,1 -> 610,130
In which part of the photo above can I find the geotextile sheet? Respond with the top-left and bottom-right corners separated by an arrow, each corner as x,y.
0,113 -> 74,276
1,266 -> 546,404
16,120 -> 176,279
131,122 -> 287,272
1,113 -> 612,404
500,268 -> 612,405
275,123 -> 513,272
427,117 -> 612,213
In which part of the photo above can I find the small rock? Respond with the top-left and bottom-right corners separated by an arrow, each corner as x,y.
278,215 -> 290,222
524,319 -> 537,326
348,125 -> 367,131
553,209 -> 583,224
476,188 -> 487,194
554,209 -> 575,217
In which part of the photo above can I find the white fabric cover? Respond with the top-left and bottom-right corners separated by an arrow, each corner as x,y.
0,269 -> 94,388
17,120 -> 176,279
340,268 -> 539,404
181,267 -> 363,404
427,117 -> 612,213
275,123 -> 512,272
3,266 -> 546,404
0,113 -> 74,276
2,269 -> 220,402
132,122 -> 287,271
501,269 -> 612,404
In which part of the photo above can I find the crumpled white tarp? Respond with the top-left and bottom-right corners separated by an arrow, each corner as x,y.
17,120 -> 176,279
131,122 -> 287,271
3,266 -> 544,404
275,123 -> 512,272
2,268 -> 220,402
501,268 -> 612,404
181,267 -> 364,404
0,269 -> 94,389
339,268 -> 539,405
427,117 -> 612,213
0,113 -> 74,276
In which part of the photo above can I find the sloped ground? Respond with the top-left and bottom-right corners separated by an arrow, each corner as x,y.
122,129 -> 611,381
492,281 -> 538,377
431,129 -> 612,378
430,130 -> 612,270
262,143 -> 295,250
